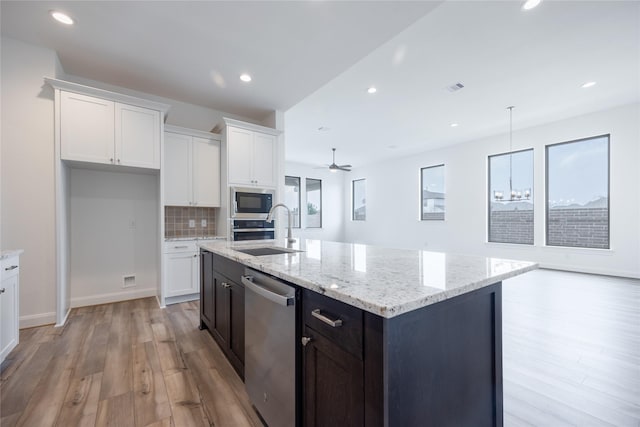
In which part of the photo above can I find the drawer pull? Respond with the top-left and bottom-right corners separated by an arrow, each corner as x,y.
0,288 -> 5,294
4,265 -> 18,271
174,245 -> 189,249
301,336 -> 313,347
311,309 -> 343,328
221,282 -> 231,289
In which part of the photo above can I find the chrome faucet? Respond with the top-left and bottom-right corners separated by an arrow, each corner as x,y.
266,203 -> 296,243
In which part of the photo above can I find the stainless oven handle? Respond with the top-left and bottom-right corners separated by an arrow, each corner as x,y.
242,275 -> 294,307
233,228 -> 275,232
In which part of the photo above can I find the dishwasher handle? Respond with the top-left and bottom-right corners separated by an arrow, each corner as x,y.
242,275 -> 294,307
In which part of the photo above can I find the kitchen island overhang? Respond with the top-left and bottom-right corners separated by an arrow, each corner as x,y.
198,239 -> 537,426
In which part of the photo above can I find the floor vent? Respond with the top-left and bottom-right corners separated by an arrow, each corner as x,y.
123,275 -> 136,288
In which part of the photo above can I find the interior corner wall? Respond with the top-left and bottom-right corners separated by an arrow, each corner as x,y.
343,103 -> 640,278
284,161 -> 345,242
69,168 -> 159,306
1,36 -> 61,327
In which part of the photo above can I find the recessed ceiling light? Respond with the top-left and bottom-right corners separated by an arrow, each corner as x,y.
522,0 -> 541,10
581,81 -> 597,88
50,10 -> 74,25
240,74 -> 252,82
367,87 -> 377,94
450,123 -> 459,128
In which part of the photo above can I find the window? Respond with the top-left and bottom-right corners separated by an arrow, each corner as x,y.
488,149 -> 534,244
546,135 -> 609,249
306,178 -> 322,228
284,176 -> 301,228
352,179 -> 366,221
421,165 -> 445,220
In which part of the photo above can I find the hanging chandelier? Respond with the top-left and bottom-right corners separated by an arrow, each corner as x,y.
493,106 -> 531,202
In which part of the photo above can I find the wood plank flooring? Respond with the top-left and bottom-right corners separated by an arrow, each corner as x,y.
0,298 -> 263,427
1,269 -> 639,426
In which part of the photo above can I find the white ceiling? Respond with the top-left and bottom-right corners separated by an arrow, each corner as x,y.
1,1 -> 638,169
0,1 -> 439,121
285,0 -> 640,167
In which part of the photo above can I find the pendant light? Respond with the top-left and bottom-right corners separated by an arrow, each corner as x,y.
493,106 -> 531,202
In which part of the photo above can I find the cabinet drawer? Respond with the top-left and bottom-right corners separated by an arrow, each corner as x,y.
1,257 -> 20,281
303,289 -> 363,358
212,253 -> 245,285
163,240 -> 198,254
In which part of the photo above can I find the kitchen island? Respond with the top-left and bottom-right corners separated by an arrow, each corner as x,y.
198,239 -> 537,427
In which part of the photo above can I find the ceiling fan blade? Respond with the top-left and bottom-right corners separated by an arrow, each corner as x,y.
337,166 -> 351,171
338,164 -> 352,168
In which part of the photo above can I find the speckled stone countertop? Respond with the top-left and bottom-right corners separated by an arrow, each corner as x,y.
198,239 -> 537,319
0,249 -> 24,259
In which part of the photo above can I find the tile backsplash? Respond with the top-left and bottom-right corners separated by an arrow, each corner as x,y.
165,206 -> 217,238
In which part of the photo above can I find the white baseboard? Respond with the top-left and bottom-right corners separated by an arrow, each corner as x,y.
20,312 -> 56,329
55,308 -> 71,328
165,293 -> 199,306
70,287 -> 157,308
538,263 -> 640,280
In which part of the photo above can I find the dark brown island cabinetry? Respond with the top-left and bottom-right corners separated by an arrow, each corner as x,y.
200,251 -> 245,378
201,250 -> 504,427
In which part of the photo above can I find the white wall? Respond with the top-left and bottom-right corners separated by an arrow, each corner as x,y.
69,168 -> 159,306
343,104 -> 640,278
1,37 -> 64,327
284,161 -> 345,242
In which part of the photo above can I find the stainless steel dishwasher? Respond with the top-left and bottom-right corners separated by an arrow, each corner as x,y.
242,268 -> 296,427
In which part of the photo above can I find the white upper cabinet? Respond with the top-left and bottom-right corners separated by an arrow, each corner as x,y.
60,91 -> 115,165
115,103 -> 161,168
49,79 -> 168,170
163,126 -> 221,207
227,125 -> 277,188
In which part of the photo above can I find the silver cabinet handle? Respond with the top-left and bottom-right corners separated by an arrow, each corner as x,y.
4,265 -> 18,271
117,159 -> 121,163
193,254 -> 197,258
221,282 -> 231,289
174,245 -> 188,249
0,288 -> 5,294
301,336 -> 312,347
110,158 -> 114,163
311,309 -> 343,327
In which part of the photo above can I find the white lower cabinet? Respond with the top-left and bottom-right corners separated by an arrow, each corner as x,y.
163,241 -> 211,299
1,255 -> 20,364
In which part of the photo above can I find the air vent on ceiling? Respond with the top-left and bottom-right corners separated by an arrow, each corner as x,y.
446,82 -> 465,92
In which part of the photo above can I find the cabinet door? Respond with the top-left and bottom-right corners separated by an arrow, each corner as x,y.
227,126 -> 254,186
252,132 -> 277,187
193,137 -> 221,207
60,91 -> 115,165
228,281 -> 245,369
0,275 -> 18,362
303,327 -> 364,427
115,103 -> 161,169
213,271 -> 230,346
200,252 -> 214,328
164,132 -> 193,206
165,252 -> 198,297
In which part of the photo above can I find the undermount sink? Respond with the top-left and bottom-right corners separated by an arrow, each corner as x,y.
234,247 -> 302,256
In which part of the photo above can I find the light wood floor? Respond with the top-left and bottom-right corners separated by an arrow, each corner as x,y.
1,269 -> 639,426
0,298 -> 263,427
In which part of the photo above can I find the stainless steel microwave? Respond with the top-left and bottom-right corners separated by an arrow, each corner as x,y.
230,187 -> 275,219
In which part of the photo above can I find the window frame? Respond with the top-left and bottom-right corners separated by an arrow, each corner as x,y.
352,178 -> 366,221
284,175 -> 301,229
305,177 -> 323,229
487,148 -> 534,245
420,164 -> 446,221
545,134 -> 610,249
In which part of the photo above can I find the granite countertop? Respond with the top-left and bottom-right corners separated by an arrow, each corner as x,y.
0,249 -> 24,260
198,239 -> 537,319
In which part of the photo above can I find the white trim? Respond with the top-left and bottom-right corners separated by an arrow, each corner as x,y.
70,287 -> 157,308
165,124 -> 222,141
20,312 -> 57,329
44,77 -> 170,114
538,263 -> 639,280
165,293 -> 199,305
223,117 -> 281,136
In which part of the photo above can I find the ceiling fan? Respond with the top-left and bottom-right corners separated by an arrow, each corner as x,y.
321,148 -> 352,172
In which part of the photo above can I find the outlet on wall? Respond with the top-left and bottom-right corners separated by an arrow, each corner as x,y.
201,219 -> 207,227
189,219 -> 195,228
